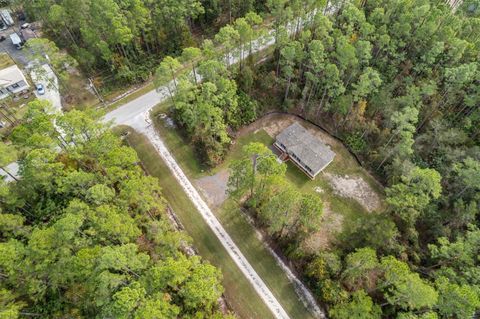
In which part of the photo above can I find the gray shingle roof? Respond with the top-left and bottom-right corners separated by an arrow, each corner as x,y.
276,122 -> 335,174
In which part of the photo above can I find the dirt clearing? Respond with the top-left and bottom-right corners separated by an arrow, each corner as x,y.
323,173 -> 381,212
195,169 -> 230,208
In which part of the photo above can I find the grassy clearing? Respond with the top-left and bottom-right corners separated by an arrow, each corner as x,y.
62,73 -> 99,111
152,103 -> 384,247
317,133 -> 384,198
214,129 -> 274,173
150,108 -> 316,319
153,102 -> 376,223
285,161 -> 369,220
117,127 -> 275,319
151,102 -> 276,178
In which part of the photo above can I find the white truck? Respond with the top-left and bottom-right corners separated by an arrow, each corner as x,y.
10,33 -> 22,49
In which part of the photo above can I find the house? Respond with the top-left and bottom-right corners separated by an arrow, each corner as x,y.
274,122 -> 335,179
0,53 -> 30,99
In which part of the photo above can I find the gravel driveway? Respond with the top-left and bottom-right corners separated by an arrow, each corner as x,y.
30,64 -> 62,112
195,169 -> 230,208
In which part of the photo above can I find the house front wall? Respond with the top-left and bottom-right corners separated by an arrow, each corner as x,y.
0,87 -> 9,95
274,140 -> 317,178
288,152 -> 317,179
0,90 -> 8,100
6,80 -> 28,93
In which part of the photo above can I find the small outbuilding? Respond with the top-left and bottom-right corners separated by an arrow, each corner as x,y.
274,122 -> 335,179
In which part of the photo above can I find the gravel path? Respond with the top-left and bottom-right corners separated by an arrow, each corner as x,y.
104,12 -> 327,319
131,113 -> 291,319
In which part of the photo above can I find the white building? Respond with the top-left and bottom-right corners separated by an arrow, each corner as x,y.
0,62 -> 30,99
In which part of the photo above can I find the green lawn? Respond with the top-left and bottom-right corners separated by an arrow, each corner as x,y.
285,161 -> 370,222
151,102 -> 275,178
150,99 -> 386,263
214,129 -> 275,173
153,103 -> 375,224
149,108 -> 317,319
117,128 -> 275,319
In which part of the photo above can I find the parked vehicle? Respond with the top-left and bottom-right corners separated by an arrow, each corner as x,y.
21,23 -> 30,29
9,33 -> 23,49
36,84 -> 45,95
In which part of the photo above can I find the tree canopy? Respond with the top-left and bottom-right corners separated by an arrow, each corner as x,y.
0,100 -> 228,318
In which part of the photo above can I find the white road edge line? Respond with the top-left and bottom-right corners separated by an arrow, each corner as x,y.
137,114 -> 290,319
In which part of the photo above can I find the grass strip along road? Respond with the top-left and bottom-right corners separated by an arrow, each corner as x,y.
126,114 -> 293,318
122,129 -> 276,319
105,10 -> 327,319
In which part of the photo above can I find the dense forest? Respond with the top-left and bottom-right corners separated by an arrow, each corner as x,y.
248,0 -> 480,317
20,0 -> 270,88
1,0 -> 479,318
151,0 -> 480,317
0,101 -> 232,318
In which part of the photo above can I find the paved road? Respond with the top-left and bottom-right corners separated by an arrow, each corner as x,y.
104,12 -> 326,319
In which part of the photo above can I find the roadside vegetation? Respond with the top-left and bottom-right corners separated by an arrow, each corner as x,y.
0,100 -> 234,318
21,0 -> 274,94
121,127 -> 318,319
151,108 -> 318,318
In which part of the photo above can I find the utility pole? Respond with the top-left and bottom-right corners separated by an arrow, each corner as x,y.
88,77 -> 105,106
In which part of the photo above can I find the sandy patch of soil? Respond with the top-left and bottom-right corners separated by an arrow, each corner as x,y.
195,169 -> 230,208
324,173 -> 381,212
303,203 -> 343,252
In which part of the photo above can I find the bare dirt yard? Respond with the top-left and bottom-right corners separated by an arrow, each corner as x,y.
324,172 -> 382,213
195,169 -> 230,208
